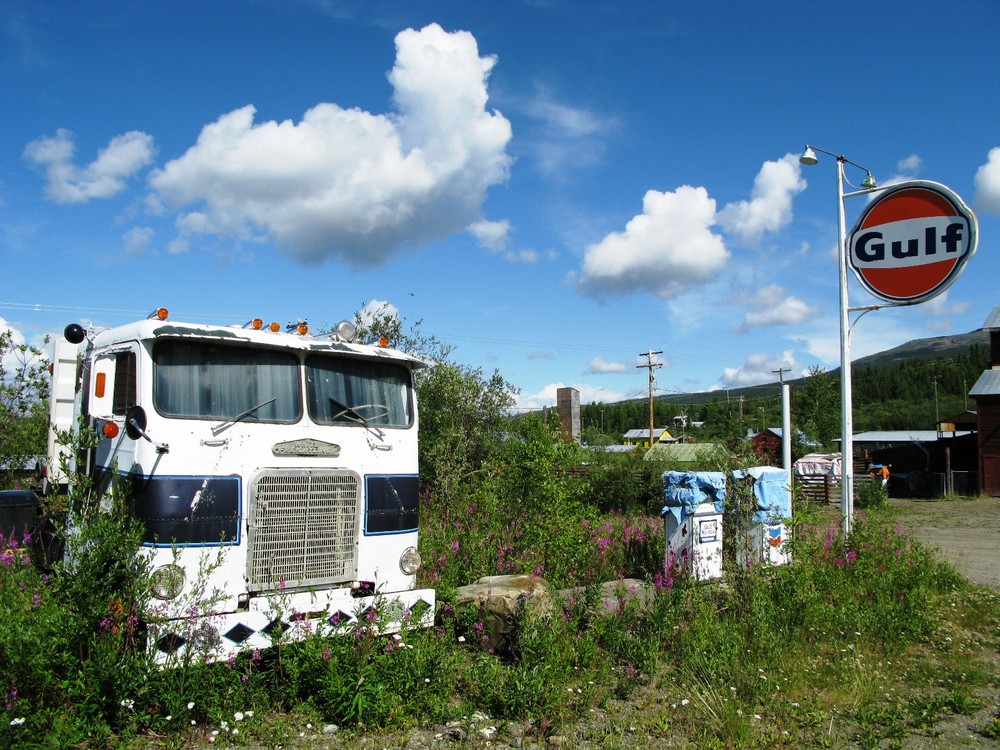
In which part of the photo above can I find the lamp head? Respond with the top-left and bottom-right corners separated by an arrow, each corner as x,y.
799,146 -> 819,166
862,172 -> 877,189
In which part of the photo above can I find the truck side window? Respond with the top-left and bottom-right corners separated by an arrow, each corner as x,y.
112,351 -> 137,416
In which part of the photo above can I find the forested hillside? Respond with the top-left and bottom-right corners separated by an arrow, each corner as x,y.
579,334 -> 990,450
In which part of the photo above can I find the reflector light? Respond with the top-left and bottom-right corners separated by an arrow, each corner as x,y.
250,318 -> 264,330
147,307 -> 169,320
269,322 -> 280,332
102,422 -> 120,439
95,372 -> 106,398
297,323 -> 308,335
378,337 -> 389,347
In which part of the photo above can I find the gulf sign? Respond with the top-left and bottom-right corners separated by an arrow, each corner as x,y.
848,180 -> 978,304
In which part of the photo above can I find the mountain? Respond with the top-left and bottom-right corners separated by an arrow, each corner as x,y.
656,328 -> 989,406
851,328 -> 988,369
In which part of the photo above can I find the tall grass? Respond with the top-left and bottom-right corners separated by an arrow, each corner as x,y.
0,445 -> 991,747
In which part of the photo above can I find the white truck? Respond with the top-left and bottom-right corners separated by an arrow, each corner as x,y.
45,307 -> 434,663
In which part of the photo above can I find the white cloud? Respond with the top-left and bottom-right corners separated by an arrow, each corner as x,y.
736,284 -> 821,331
122,226 -> 154,258
896,154 -> 922,174
722,350 -> 797,387
974,146 -> 1000,213
517,381 -> 626,410
357,299 -> 399,329
717,154 -> 806,245
23,128 -> 155,204
0,317 -> 49,371
147,23 -> 512,268
917,291 -> 969,320
586,356 -> 628,374
518,86 -> 617,177
468,219 -> 511,250
578,186 -> 729,299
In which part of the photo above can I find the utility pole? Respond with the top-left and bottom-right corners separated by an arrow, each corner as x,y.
773,367 -> 792,489
637,350 -> 663,450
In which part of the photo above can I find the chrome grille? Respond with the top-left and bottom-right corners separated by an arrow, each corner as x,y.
247,470 -> 359,592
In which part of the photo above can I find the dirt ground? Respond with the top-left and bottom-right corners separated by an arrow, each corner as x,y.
891,496 -> 1000,590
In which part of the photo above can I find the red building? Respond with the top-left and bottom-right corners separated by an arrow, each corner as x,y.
970,305 -> 1000,496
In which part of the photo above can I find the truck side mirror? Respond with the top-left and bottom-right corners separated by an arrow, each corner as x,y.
125,405 -> 148,441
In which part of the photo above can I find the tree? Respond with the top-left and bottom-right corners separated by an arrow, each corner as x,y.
0,329 -> 50,489
351,302 -> 517,505
793,365 -> 839,448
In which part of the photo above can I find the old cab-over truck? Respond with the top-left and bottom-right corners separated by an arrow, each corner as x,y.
45,308 -> 434,663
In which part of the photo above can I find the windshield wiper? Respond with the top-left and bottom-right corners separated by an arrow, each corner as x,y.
212,396 -> 277,435
329,397 -> 385,439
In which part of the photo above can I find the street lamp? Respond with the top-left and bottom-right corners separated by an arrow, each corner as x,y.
799,145 -> 878,536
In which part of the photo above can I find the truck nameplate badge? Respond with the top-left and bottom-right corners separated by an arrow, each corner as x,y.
272,439 -> 341,457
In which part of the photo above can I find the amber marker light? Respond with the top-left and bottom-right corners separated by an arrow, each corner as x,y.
378,337 -> 389,347
250,318 -> 264,330
147,307 -> 169,320
269,322 -> 281,332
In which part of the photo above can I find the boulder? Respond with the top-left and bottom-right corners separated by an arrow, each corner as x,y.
452,574 -> 553,653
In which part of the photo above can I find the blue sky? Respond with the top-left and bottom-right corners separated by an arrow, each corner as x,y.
3,0 -> 1000,412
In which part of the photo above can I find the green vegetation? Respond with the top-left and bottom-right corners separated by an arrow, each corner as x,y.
0,330 -> 49,490
581,344 -> 988,451
1,319 -> 998,748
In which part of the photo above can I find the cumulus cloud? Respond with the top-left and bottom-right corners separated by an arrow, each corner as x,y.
586,356 -> 628,374
578,186 -> 729,299
357,299 -> 400,329
722,350 -> 798,388
974,146 -> 1000,213
147,23 -> 512,268
0,317 -> 49,371
736,284 -> 821,332
23,128 -> 155,204
468,219 -> 511,250
717,154 -> 806,245
517,381 -> 626,411
896,154 -> 922,175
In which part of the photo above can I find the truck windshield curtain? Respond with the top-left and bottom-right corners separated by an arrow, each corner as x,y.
305,355 -> 413,427
154,340 -> 301,422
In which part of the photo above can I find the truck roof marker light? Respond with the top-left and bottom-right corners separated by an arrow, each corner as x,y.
333,320 -> 357,342
269,322 -> 281,332
246,318 -> 265,330
286,319 -> 308,335
378,336 -> 389,347
147,307 -> 169,321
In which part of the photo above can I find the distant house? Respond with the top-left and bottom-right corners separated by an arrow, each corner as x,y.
749,427 -> 816,464
750,428 -> 783,463
971,304 -> 1000,496
622,427 -> 673,449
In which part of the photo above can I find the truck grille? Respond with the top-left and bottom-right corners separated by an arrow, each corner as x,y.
247,470 -> 360,592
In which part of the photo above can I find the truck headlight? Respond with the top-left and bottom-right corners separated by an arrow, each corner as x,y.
150,564 -> 185,600
399,546 -> 422,575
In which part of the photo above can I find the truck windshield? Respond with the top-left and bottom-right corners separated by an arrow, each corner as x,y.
305,355 -> 413,428
154,340 -> 301,422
